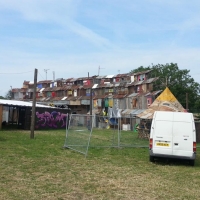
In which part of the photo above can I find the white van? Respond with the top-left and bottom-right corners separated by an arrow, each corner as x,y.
149,111 -> 196,166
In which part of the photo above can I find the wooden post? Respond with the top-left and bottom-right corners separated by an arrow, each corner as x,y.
166,77 -> 168,87
30,69 -> 38,139
0,105 -> 3,130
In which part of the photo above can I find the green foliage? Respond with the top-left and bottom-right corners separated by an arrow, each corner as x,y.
150,63 -> 200,111
0,96 -> 5,99
130,66 -> 151,73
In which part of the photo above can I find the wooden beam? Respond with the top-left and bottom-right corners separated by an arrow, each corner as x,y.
30,68 -> 38,139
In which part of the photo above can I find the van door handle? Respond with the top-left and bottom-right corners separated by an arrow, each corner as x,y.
174,143 -> 178,145
184,139 -> 187,140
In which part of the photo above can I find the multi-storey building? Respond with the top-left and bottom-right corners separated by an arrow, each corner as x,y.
11,70 -> 161,114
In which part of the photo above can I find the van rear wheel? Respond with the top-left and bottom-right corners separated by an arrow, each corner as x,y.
149,156 -> 155,162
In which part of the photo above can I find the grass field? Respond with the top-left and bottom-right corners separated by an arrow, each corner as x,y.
0,129 -> 200,200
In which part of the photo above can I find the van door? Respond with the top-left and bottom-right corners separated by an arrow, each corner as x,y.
152,112 -> 173,156
172,113 -> 194,157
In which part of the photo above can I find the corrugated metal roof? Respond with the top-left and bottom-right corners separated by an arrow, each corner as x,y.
113,94 -> 128,99
76,77 -> 84,80
152,90 -> 162,95
143,77 -> 159,84
12,88 -> 21,92
113,73 -> 129,78
114,83 -> 120,87
20,88 -> 27,92
93,95 -> 108,99
71,85 -> 79,90
96,75 -> 106,79
83,85 -> 93,89
79,96 -> 90,100
144,90 -> 162,97
0,99 -> 51,108
97,83 -> 112,88
43,87 -> 53,92
64,78 -> 74,82
121,109 -> 133,115
139,112 -> 153,119
55,78 -> 63,81
39,97 -> 46,101
105,75 -> 115,78
118,82 -> 127,87
37,80 -> 52,84
70,78 -> 78,82
127,81 -> 137,87
51,87 -> 63,91
39,88 -> 45,92
61,96 -> 68,100
51,97 -> 63,101
130,109 -> 145,115
63,85 -> 72,90
92,84 -> 98,89
45,97 -> 51,101
134,80 -> 144,85
127,93 -> 139,98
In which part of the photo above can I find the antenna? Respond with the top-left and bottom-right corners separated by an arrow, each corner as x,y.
98,66 -> 105,76
53,71 -> 55,81
44,69 -> 50,80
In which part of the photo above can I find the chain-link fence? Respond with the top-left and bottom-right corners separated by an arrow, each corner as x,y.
63,114 -> 95,157
63,113 -> 150,156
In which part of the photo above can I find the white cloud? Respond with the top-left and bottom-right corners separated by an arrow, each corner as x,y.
0,0 -> 112,48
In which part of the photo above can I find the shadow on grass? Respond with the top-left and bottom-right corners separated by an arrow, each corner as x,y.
152,157 -> 199,167
1,124 -> 19,131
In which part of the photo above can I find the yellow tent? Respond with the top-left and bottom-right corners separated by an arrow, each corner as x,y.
137,87 -> 186,119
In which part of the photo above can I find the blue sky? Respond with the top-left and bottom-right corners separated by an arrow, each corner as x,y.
0,0 -> 200,96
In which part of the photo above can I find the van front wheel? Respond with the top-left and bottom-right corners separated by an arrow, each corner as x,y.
149,156 -> 155,162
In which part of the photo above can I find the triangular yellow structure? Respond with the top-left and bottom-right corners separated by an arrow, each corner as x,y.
156,87 -> 177,102
137,87 -> 186,119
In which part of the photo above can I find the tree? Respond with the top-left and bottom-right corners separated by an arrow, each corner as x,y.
130,66 -> 151,74
150,63 -> 200,112
5,89 -> 12,99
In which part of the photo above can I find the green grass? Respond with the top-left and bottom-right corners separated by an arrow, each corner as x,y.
0,129 -> 200,200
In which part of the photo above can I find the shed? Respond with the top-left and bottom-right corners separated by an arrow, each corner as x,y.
0,99 -> 70,130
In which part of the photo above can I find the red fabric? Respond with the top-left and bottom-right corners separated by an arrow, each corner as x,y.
84,80 -> 90,85
52,92 -> 56,97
